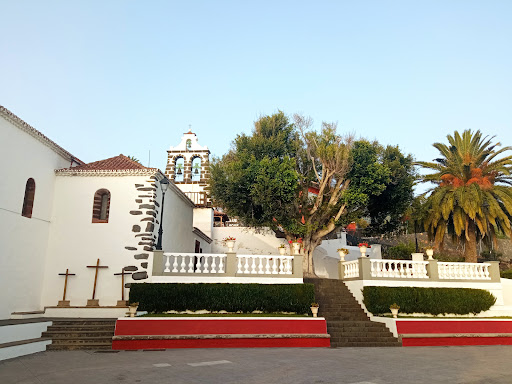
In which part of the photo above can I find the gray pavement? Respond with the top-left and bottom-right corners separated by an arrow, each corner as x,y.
1,346 -> 511,384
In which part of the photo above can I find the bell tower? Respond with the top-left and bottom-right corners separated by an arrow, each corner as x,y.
165,130 -> 210,205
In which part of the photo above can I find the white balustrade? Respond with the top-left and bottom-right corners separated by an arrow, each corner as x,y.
163,253 -> 227,274
236,255 -> 293,275
343,260 -> 359,279
438,262 -> 491,280
370,260 -> 429,279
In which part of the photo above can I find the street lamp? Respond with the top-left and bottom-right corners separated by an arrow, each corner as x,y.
155,177 -> 169,251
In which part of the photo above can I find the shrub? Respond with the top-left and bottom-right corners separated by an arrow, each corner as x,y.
129,283 -> 315,314
384,242 -> 415,260
480,250 -> 503,261
501,269 -> 512,279
363,286 -> 496,315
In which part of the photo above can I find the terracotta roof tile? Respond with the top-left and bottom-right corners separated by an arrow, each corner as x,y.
60,154 -> 151,171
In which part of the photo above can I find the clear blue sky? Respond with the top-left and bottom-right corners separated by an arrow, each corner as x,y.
1,1 -> 511,187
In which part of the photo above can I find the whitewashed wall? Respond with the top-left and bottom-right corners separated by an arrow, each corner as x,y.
158,183 -> 195,253
210,226 -> 371,278
193,207 -> 213,238
0,115 -> 71,319
41,175 -> 154,307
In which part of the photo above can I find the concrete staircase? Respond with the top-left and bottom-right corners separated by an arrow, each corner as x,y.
43,319 -> 116,350
304,278 -> 401,347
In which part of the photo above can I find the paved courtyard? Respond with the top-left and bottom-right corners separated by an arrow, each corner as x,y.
1,346 -> 511,384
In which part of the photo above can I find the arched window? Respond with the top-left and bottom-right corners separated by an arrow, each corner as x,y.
175,157 -> 185,182
191,157 -> 201,181
21,178 -> 36,218
92,189 -> 111,223
186,139 -> 192,150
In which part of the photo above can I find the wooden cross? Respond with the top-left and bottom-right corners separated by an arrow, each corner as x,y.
114,267 -> 132,301
87,258 -> 108,300
58,269 -> 75,301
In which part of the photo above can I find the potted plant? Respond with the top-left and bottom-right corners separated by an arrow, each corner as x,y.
425,246 -> 434,260
358,242 -> 371,257
337,248 -> 349,261
278,244 -> 287,255
223,236 -> 236,252
310,302 -> 319,318
128,302 -> 139,317
389,303 -> 400,318
289,239 -> 303,255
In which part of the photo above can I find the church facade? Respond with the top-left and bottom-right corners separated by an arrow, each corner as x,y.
0,106 -> 212,319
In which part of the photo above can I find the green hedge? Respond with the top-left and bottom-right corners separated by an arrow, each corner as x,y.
129,283 -> 315,314
501,269 -> 512,279
363,286 -> 496,315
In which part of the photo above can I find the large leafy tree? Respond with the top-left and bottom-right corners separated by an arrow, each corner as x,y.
210,112 -> 413,276
417,130 -> 512,262
346,141 -> 416,235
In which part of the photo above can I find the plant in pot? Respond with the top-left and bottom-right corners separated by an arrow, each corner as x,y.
425,246 -> 434,260
337,248 -> 349,261
223,236 -> 236,252
278,244 -> 287,255
389,303 -> 400,318
128,302 -> 139,317
289,239 -> 303,255
358,243 -> 371,257
310,302 -> 319,318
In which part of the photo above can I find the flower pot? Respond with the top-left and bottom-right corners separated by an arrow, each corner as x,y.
390,308 -> 399,319
426,249 -> 434,260
337,250 -> 346,261
359,246 -> 367,257
310,306 -> 319,318
279,247 -> 286,255
226,240 -> 235,252
292,242 -> 301,255
128,305 -> 138,318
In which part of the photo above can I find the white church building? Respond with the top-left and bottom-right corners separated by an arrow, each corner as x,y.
0,106 -> 216,320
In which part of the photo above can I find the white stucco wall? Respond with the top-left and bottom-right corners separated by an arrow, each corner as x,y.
193,208 -> 213,238
211,227 -> 288,255
0,114 -> 71,319
158,183 -> 195,253
210,227 -> 382,278
41,175 -> 156,308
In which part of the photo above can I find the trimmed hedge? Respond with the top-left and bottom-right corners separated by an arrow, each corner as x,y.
501,269 -> 512,279
363,286 -> 496,315
129,283 -> 315,314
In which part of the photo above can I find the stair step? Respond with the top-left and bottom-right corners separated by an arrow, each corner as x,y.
45,319 -> 115,351
304,278 -> 401,348
47,343 -> 112,351
46,326 -> 116,332
43,331 -> 114,338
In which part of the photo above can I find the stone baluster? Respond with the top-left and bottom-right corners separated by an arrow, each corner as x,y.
164,254 -> 171,273
180,255 -> 187,273
203,255 -> 210,273
172,255 -> 179,273
211,256 -> 217,273
187,256 -> 194,273
251,257 -> 257,274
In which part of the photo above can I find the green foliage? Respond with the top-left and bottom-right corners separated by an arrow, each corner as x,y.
417,129 -> 512,262
209,111 -> 300,230
501,269 -> 512,279
480,250 -> 503,261
433,253 -> 465,262
343,140 -> 415,235
363,286 -> 496,315
383,242 -> 415,260
129,283 -> 315,314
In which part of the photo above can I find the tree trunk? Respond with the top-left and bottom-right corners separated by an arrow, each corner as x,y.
302,241 -> 318,278
464,220 -> 478,263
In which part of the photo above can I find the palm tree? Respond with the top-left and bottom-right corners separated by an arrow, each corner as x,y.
417,130 -> 512,262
